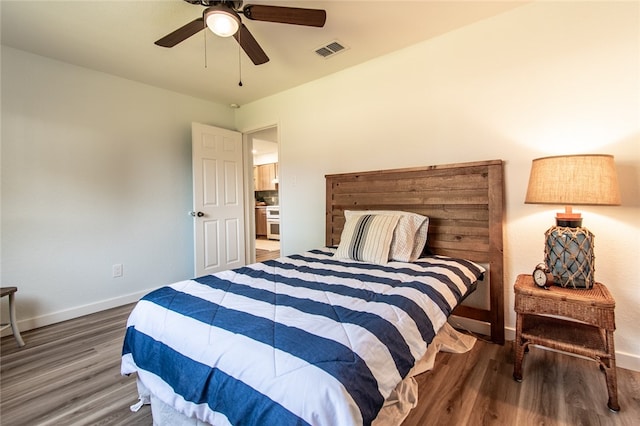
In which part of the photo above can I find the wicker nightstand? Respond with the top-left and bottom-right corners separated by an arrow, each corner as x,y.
513,274 -> 619,411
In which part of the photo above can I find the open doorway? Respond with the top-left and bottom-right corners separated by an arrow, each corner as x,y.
247,126 -> 280,262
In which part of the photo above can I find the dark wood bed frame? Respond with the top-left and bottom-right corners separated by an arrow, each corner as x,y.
325,159 -> 505,344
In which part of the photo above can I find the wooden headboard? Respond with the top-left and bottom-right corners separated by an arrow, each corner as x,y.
325,160 -> 505,344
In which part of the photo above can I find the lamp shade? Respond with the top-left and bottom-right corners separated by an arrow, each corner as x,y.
525,154 -> 621,206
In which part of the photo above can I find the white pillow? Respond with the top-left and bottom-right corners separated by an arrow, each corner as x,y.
411,219 -> 429,260
335,214 -> 401,265
345,210 -> 429,262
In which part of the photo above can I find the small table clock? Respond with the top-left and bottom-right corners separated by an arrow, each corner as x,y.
532,263 -> 554,288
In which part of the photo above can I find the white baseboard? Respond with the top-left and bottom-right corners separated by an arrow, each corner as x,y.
613,350 -> 640,372
449,316 -> 640,372
2,288 -> 155,337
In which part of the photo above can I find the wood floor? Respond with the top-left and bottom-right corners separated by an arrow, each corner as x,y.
2,304 -> 639,426
0,304 -> 150,426
256,248 -> 280,262
255,237 -> 280,263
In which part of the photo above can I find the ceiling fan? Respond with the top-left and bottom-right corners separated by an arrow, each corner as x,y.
155,0 -> 327,65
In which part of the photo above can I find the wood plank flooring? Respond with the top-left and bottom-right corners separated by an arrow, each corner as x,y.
2,304 -> 639,426
255,237 -> 280,263
256,248 -> 280,262
1,304 -> 150,426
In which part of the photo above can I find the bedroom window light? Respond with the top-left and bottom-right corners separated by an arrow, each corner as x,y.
525,154 -> 621,289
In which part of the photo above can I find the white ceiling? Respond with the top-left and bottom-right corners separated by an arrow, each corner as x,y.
1,1 -> 528,108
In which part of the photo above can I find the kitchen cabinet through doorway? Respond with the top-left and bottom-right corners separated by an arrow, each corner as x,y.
255,207 -> 267,237
254,163 -> 278,191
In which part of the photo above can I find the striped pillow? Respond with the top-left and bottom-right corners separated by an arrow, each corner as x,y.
335,214 -> 401,264
345,210 -> 429,262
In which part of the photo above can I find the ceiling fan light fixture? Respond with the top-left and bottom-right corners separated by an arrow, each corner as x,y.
204,6 -> 241,37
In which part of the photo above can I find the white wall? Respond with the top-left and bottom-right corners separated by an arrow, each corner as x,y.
1,47 -> 235,329
236,1 -> 640,370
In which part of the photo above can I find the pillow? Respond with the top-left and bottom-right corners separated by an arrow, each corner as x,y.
345,210 -> 429,262
335,214 -> 400,265
411,219 -> 429,261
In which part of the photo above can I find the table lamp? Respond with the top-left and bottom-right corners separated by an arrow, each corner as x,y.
525,154 -> 621,288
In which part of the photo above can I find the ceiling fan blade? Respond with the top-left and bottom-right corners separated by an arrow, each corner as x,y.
233,23 -> 269,65
242,5 -> 326,27
155,17 -> 205,47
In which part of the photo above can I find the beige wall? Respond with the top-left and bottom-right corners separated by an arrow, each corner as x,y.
236,1 -> 640,369
1,47 -> 235,328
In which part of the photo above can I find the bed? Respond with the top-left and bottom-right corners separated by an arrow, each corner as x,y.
121,159 -> 505,426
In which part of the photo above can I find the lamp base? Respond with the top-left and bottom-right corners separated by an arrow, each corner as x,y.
556,217 -> 582,227
544,226 -> 595,289
555,209 -> 582,227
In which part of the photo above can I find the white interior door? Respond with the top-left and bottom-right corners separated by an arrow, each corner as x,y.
192,122 -> 245,277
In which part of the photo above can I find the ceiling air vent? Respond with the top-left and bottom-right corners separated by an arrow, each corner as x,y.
314,40 -> 347,59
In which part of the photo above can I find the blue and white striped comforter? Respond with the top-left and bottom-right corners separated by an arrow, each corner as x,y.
121,248 -> 484,426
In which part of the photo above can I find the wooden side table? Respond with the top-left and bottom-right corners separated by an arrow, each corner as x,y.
513,274 -> 619,411
1,286 -> 26,347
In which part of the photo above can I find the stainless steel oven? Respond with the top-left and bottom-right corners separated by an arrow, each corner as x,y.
266,206 -> 280,240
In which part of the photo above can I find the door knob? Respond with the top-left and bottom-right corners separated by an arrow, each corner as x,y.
189,211 -> 205,217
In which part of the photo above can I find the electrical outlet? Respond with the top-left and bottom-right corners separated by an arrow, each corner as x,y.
112,264 -> 123,278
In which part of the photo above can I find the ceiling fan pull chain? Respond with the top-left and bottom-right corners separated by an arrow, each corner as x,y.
238,29 -> 243,87
203,19 -> 208,69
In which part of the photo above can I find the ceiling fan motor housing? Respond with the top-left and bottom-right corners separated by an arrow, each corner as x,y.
188,1 -> 244,9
